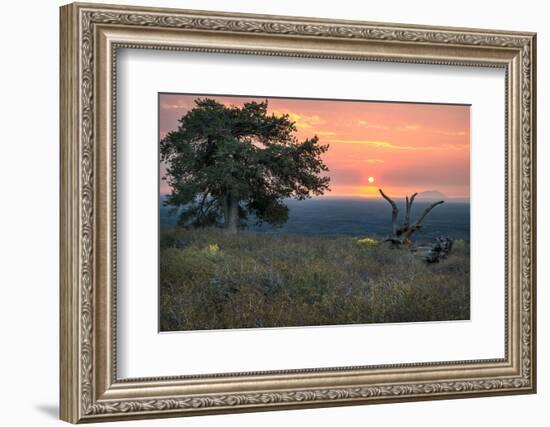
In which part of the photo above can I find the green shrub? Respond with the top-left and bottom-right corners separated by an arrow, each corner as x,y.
355,237 -> 378,246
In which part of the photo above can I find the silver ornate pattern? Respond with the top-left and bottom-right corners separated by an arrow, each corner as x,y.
87,377 -> 529,415
77,8 -> 534,417
80,9 -> 95,413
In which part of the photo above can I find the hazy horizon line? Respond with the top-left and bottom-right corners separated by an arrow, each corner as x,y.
159,193 -> 470,202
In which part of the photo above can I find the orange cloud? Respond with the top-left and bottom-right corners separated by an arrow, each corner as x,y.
326,139 -> 418,150
272,111 -> 324,129
357,120 -> 388,130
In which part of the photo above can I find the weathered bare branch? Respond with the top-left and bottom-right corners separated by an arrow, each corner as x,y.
413,200 -> 444,228
405,196 -> 409,226
404,192 -> 418,227
379,188 -> 445,246
401,200 -> 444,241
378,188 -> 398,235
377,189 -> 450,260
410,237 -> 453,263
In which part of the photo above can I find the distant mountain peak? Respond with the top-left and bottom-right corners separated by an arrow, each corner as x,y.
416,190 -> 448,201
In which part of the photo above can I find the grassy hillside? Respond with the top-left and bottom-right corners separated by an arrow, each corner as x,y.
160,228 -> 470,331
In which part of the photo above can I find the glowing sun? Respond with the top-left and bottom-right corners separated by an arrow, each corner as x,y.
368,176 -> 375,183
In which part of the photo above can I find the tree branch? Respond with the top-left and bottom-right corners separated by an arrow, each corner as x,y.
404,192 -> 418,227
401,200 -> 445,241
379,189 -> 399,235
405,196 -> 409,227
413,200 -> 444,228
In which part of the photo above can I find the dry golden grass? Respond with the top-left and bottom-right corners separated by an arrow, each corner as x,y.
160,228 -> 470,331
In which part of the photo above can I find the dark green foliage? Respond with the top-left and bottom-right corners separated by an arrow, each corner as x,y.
159,228 -> 470,331
160,99 -> 330,232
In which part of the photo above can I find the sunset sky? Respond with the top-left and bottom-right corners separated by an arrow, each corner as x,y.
159,94 -> 470,199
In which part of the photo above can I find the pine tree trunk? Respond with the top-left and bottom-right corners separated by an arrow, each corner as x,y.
223,192 -> 239,234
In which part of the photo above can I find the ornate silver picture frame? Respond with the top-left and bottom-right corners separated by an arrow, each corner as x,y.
60,2 -> 536,423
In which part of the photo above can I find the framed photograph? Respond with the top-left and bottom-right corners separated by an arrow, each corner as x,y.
60,2 -> 537,423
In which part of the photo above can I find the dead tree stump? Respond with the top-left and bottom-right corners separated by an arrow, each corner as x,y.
378,188 -> 452,262
410,237 -> 453,263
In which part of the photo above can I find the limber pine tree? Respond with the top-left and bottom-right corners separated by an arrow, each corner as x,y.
160,98 -> 330,234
